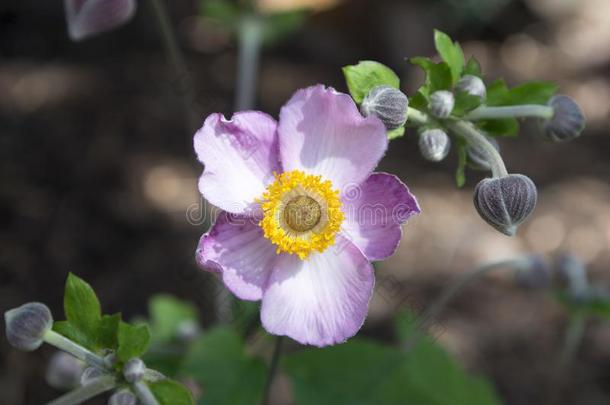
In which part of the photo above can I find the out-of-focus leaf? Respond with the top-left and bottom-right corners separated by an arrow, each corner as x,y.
149,295 -> 198,343
455,137 -> 468,188
343,61 -> 400,104
149,379 -> 195,405
117,322 -> 151,362
201,0 -> 239,26
478,118 -> 519,137
263,10 -> 307,45
453,92 -> 483,117
181,327 -> 267,405
434,30 -> 465,85
554,290 -> 610,321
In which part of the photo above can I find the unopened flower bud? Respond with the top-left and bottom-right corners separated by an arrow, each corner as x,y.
429,90 -> 454,118
109,390 -> 138,405
418,129 -> 451,162
473,174 -> 537,236
514,255 -> 551,289
556,253 -> 588,301
541,95 -> 585,142
4,302 -> 53,351
80,366 -> 106,386
467,135 -> 500,171
104,352 -> 117,368
360,85 -> 409,130
46,352 -> 84,390
456,75 -> 486,100
123,358 -> 145,383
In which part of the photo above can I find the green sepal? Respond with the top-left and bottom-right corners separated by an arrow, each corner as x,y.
388,126 -> 406,140
342,61 -> 400,104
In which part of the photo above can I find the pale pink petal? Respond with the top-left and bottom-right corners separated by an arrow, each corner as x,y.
278,85 -> 387,190
341,173 -> 420,261
194,112 -> 281,215
196,211 -> 277,301
261,235 -> 374,346
65,0 -> 137,41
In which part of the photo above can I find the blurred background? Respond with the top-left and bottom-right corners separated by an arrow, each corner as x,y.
1,0 -> 609,404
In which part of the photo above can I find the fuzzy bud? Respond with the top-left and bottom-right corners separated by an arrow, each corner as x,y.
109,390 -> 138,405
456,75 -> 486,100
467,135 -> 500,170
46,352 -> 84,390
4,302 -> 53,351
123,358 -> 145,383
418,129 -> 451,162
473,174 -> 537,236
429,90 -> 454,118
360,85 -> 409,130
541,95 -> 585,142
80,366 -> 106,386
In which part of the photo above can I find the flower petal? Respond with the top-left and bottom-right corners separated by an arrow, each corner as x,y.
196,211 -> 277,301
278,85 -> 387,190
194,112 -> 281,215
261,235 -> 374,346
341,173 -> 420,261
65,0 -> 137,41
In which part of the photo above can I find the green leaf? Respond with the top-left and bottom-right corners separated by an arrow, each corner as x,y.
455,137 -> 468,188
200,0 -> 239,26
434,30 -> 465,85
342,61 -> 400,104
149,379 -> 195,405
97,313 -> 121,351
410,58 -> 452,94
409,91 -> 428,111
263,11 -> 307,46
149,295 -> 198,343
388,126 -> 405,140
464,57 -> 482,77
117,322 -> 151,362
478,118 -> 519,137
181,327 -> 267,405
486,79 -> 557,106
62,273 -> 102,350
53,320 -> 89,348
453,92 -> 483,117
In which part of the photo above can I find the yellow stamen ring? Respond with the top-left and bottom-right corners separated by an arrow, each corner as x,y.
259,170 -> 344,260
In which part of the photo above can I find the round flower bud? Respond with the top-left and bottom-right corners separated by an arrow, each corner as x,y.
418,129 -> 451,162
360,85 -> 409,130
514,255 -> 551,289
4,302 -> 53,351
80,366 -> 106,386
429,90 -> 454,118
467,135 -> 500,171
109,390 -> 138,405
45,352 -> 84,390
123,358 -> 145,383
456,75 -> 486,100
541,95 -> 585,142
473,174 -> 537,236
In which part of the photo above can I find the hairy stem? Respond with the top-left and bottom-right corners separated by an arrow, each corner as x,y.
44,330 -> 108,371
261,336 -> 284,405
45,375 -> 115,405
235,15 -> 264,110
133,381 -> 160,405
406,107 -> 430,126
149,0 -> 199,132
404,258 -> 528,350
448,120 -> 508,178
465,105 -> 554,121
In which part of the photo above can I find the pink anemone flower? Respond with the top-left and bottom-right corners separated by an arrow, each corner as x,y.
195,85 -> 420,346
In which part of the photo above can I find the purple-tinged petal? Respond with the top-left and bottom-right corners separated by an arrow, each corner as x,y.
278,85 -> 387,190
65,0 -> 137,41
341,173 -> 420,261
261,235 -> 374,347
194,112 -> 281,216
196,211 -> 277,301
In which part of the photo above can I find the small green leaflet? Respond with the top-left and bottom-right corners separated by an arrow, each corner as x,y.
485,79 -> 558,106
434,30 -> 465,85
149,295 -> 198,343
342,61 -> 400,104
464,57 -> 482,78
117,322 -> 151,362
149,379 -> 195,405
453,92 -> 483,117
409,57 -> 452,95
388,126 -> 405,140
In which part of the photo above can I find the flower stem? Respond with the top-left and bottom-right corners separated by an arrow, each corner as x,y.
149,0 -> 199,132
44,330 -> 108,371
465,105 -> 554,121
558,314 -> 587,371
235,15 -> 264,110
261,336 -> 284,405
404,258 -> 528,350
45,375 -> 115,405
406,107 -> 430,126
448,120 -> 508,178
133,381 -> 160,405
